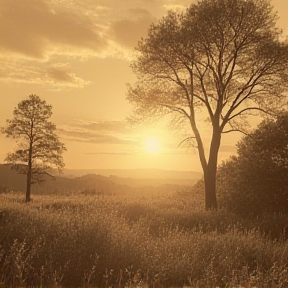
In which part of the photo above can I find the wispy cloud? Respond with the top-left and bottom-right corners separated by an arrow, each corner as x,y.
58,119 -> 137,145
0,58 -> 90,88
85,151 -> 136,155
59,129 -> 134,145
73,119 -> 131,133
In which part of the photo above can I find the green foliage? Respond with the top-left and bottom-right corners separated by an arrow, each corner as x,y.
217,114 -> 288,215
1,192 -> 288,288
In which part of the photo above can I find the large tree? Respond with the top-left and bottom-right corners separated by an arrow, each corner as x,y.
2,94 -> 66,202
127,0 -> 288,210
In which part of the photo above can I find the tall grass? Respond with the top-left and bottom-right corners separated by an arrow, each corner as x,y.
1,191 -> 288,287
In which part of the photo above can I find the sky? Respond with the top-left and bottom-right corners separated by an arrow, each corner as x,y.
0,0 -> 288,172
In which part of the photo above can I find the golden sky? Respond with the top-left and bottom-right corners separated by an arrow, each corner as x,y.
0,0 -> 287,172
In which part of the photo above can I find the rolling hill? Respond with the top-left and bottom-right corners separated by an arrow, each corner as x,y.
0,164 -> 201,195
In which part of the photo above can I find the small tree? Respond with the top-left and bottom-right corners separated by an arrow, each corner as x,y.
127,0 -> 288,210
217,114 -> 288,215
2,94 -> 66,202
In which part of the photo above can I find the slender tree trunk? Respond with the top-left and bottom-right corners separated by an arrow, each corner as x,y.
26,167 -> 32,202
26,144 -> 33,202
203,128 -> 221,210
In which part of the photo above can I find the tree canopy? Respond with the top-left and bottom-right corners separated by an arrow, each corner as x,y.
127,0 -> 288,210
2,94 -> 66,202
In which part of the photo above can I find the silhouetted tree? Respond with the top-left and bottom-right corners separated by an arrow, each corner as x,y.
218,114 -> 288,215
2,94 -> 66,202
127,0 -> 288,210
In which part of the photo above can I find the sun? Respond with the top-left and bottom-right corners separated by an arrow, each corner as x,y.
144,137 -> 161,154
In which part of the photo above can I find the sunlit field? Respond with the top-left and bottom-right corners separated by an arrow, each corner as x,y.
1,189 -> 288,288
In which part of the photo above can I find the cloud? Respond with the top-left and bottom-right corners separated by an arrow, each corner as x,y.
0,0 -> 195,86
59,129 -> 134,144
110,8 -> 155,49
85,151 -> 136,155
58,120 -> 136,145
0,59 -> 89,88
74,120 -> 130,133
0,0 -> 107,58
47,68 -> 79,83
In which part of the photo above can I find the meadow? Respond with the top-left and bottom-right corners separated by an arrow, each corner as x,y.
1,188 -> 288,288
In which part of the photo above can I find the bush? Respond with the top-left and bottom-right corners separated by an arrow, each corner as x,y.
217,114 -> 288,216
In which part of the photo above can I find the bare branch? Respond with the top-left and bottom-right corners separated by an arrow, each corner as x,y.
178,136 -> 197,147
222,129 -> 249,136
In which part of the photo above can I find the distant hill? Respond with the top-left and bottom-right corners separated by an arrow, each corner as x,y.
0,164 -> 129,195
0,164 -> 201,195
63,168 -> 202,180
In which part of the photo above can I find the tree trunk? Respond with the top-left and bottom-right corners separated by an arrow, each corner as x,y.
203,128 -> 221,210
203,165 -> 218,210
190,117 -> 221,210
26,167 -> 31,202
26,144 -> 33,202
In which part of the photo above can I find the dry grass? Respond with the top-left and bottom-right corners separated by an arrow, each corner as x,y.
1,190 -> 288,288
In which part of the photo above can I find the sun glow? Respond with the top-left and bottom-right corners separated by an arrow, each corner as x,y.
144,137 -> 161,154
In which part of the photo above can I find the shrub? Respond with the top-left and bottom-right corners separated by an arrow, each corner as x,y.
217,114 -> 288,216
